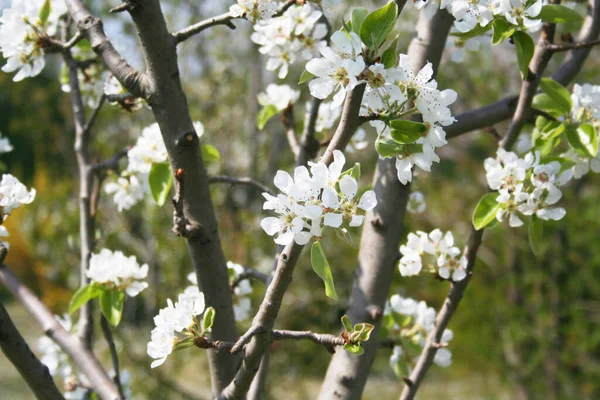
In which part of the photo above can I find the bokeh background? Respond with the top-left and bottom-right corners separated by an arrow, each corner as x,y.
1,0 -> 599,399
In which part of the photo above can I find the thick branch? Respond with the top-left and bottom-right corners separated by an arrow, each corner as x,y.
0,303 -> 65,400
318,8 -> 452,400
0,265 -> 119,400
64,0 -> 147,97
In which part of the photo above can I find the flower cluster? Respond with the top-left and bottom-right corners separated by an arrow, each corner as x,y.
261,150 -> 377,245
0,173 -> 36,219
399,229 -> 467,281
87,249 -> 149,297
385,295 -> 453,374
0,0 -> 67,81
571,83 -> 600,127
484,149 -> 572,227
147,287 -> 207,368
104,121 -> 203,211
230,0 -> 278,23
258,84 -> 300,111
251,3 -> 327,79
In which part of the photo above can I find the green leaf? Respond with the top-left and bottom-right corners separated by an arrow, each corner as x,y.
390,120 -> 428,144
539,156 -> 576,170
539,78 -> 572,115
69,284 -> 101,314
472,192 -> 501,230
529,215 -> 544,257
341,163 -> 361,182
513,31 -> 534,80
450,24 -> 492,39
351,8 -> 369,34
532,94 -> 569,117
344,343 -> 364,355
492,19 -> 516,45
360,2 -> 398,50
353,323 -> 375,341
392,358 -> 410,379
257,105 -> 278,130
341,315 -> 353,332
39,0 -> 51,24
537,4 -> 583,23
202,307 -> 215,333
381,36 -> 399,68
201,144 -> 221,162
299,70 -> 316,84
148,162 -> 173,207
533,131 -> 560,156
311,241 -> 338,300
566,124 -> 598,158
99,289 -> 125,327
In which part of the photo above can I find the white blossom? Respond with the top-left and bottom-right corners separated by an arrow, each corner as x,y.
494,0 -> 543,31
127,123 -> 168,174
87,249 -> 149,297
0,173 -> 36,216
571,83 -> 600,124
448,0 -> 494,33
258,84 -> 300,111
407,191 -> 426,214
0,133 -> 13,153
230,0 -> 278,23
105,174 -> 147,212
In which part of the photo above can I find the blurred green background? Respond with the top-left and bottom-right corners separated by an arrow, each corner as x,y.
0,0 -> 599,399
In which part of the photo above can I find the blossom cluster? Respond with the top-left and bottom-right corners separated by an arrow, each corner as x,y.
258,83 -> 300,111
484,149 -> 572,227
0,0 -> 67,81
187,261 -> 253,321
398,229 -> 467,281
416,0 -> 543,33
147,286 -> 207,368
261,150 -> 377,245
251,3 -> 327,79
0,173 -> 36,219
104,121 -> 203,211
386,294 -> 453,372
87,249 -> 149,297
230,0 -> 279,23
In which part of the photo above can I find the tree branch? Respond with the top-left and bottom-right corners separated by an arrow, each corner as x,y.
446,0 -> 600,139
400,18 -> 561,400
230,267 -> 269,290
0,303 -> 65,400
100,316 -> 126,400
171,0 -> 297,44
64,0 -> 148,97
318,7 -> 452,400
546,38 -> 600,52
283,106 -> 300,157
271,330 -> 346,353
0,265 -> 119,400
209,175 -> 274,196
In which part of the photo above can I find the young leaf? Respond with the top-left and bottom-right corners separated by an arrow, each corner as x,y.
360,2 -> 398,50
202,307 -> 216,333
354,323 -> 374,341
492,19 -> 515,45
539,78 -> 572,115
201,144 -> 221,162
529,215 -> 544,257
311,241 -> 338,300
392,358 -> 410,379
148,162 -> 173,207
351,8 -> 369,34
299,70 -> 316,84
341,315 -> 353,332
99,289 -> 125,327
449,24 -> 492,39
472,192 -> 501,230
341,163 -> 361,182
69,284 -> 100,314
381,36 -> 399,68
39,0 -> 51,25
375,137 -> 405,158
565,124 -> 598,158
513,31 -> 534,80
537,4 -> 583,23
344,342 -> 364,355
390,120 -> 428,144
257,105 -> 278,130
532,94 -> 568,117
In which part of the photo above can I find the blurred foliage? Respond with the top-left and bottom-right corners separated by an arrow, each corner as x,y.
0,0 -> 598,399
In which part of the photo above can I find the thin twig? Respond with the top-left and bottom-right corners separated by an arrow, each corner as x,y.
546,38 -> 600,52
84,94 -> 106,133
100,316 -> 125,400
271,330 -> 346,354
230,267 -> 269,290
209,175 -> 274,196
283,106 -> 300,157
230,325 -> 265,355
91,149 -> 129,173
